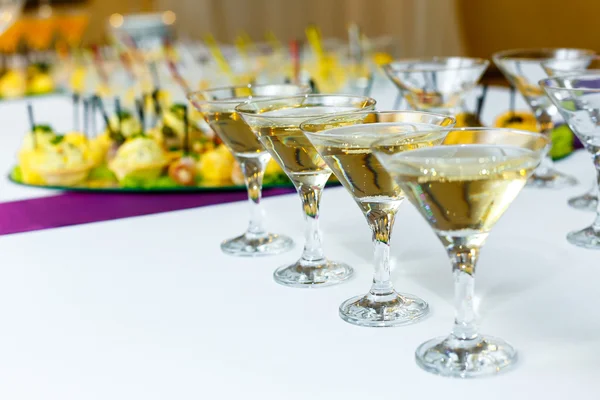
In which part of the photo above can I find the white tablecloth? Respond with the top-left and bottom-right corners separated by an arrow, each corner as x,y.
0,87 -> 598,399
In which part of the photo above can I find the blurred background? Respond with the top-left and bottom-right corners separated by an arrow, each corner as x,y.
14,0 -> 600,55
7,0 -> 599,83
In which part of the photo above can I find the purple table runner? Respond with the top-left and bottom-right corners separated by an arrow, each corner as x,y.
0,188 -> 296,235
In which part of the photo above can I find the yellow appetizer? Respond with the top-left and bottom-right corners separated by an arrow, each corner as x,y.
454,112 -> 484,128
196,144 -> 235,186
19,130 -> 94,186
149,103 -> 214,154
0,69 -> 26,99
108,111 -> 143,139
494,111 -> 538,131
108,136 -> 168,182
27,63 -> 54,95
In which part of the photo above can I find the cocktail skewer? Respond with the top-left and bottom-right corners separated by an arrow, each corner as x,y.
72,93 -> 80,132
476,85 -> 488,122
82,98 -> 89,138
27,103 -> 37,148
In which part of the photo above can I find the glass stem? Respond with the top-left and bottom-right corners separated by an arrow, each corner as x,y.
591,157 -> 600,232
536,110 -> 555,177
367,209 -> 397,296
239,154 -> 270,239
297,182 -> 326,263
448,246 -> 480,341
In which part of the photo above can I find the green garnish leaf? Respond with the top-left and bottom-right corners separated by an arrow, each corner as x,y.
10,166 -> 22,182
550,125 -> 574,160
121,175 -> 180,189
88,165 -> 116,181
34,124 -> 53,133
129,131 -> 147,139
169,103 -> 186,118
162,125 -> 177,138
33,62 -> 51,73
117,110 -> 132,120
50,135 -> 65,145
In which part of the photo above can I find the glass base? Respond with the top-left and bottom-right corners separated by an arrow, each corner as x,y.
273,260 -> 353,288
221,233 -> 294,257
527,169 -> 578,189
567,226 -> 600,249
339,291 -> 429,327
568,193 -> 598,212
415,335 -> 517,378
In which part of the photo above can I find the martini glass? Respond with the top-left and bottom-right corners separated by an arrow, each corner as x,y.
543,55 -> 599,211
493,48 -> 594,189
374,128 -> 549,377
236,94 -> 376,288
301,111 -> 455,327
541,73 -> 600,249
382,57 -> 489,115
188,84 -> 310,256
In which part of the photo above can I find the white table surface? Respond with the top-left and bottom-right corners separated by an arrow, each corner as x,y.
0,87 -> 598,399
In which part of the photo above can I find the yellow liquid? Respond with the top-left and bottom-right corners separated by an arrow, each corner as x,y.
258,126 -> 328,175
204,111 -> 263,155
253,106 -> 358,181
319,147 -> 399,194
391,145 -> 537,233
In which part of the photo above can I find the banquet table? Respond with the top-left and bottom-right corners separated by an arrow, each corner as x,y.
0,87 -> 598,399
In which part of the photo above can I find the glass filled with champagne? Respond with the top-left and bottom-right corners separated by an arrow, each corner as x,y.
373,128 -> 550,377
301,111 -> 455,327
188,84 -> 310,257
236,94 -> 376,288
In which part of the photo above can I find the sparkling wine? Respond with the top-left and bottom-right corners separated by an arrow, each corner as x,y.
203,110 -> 263,155
312,127 -> 446,214
253,106 -> 357,185
389,145 -> 538,233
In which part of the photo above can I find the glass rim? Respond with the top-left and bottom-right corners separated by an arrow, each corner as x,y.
186,83 -> 311,105
234,94 -> 377,118
383,56 -> 489,73
300,110 -> 456,137
371,127 -> 551,159
492,48 -> 596,62
305,124 -> 450,144
542,56 -> 600,74
540,72 -> 600,92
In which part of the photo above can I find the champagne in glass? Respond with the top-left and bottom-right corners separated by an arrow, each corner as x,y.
374,128 -> 549,377
493,48 -> 593,188
302,111 -> 455,327
188,84 -> 310,257
237,94 -> 376,288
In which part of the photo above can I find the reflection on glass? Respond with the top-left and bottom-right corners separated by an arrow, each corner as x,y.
302,111 -> 455,327
493,48 -> 593,189
542,74 -> 600,249
374,128 -> 549,377
542,55 -> 600,211
237,94 -> 375,288
383,57 -> 488,115
188,84 -> 310,257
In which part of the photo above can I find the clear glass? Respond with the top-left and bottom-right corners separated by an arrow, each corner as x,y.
236,94 -> 376,288
541,74 -> 600,248
302,110 -> 455,326
382,57 -> 489,115
188,84 -> 310,257
542,57 -> 600,211
493,48 -> 594,189
374,127 -> 550,377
